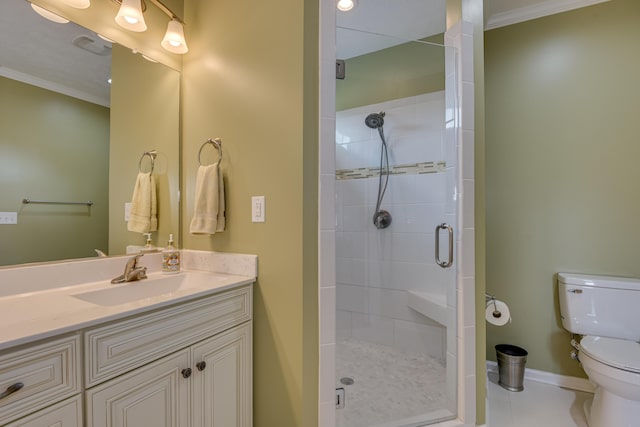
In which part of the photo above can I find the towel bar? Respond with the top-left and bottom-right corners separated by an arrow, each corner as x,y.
198,138 -> 223,166
138,150 -> 157,174
23,198 -> 94,206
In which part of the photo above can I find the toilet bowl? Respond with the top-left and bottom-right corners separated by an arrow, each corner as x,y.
579,336 -> 640,427
558,273 -> 640,427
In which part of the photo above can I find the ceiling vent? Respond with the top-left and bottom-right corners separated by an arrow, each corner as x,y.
72,35 -> 111,56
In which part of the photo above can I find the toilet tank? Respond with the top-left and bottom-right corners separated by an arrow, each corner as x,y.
558,273 -> 640,341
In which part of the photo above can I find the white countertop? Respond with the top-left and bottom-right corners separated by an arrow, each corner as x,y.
0,250 -> 258,351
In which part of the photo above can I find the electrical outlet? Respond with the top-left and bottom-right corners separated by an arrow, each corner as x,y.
0,212 -> 17,224
252,196 -> 265,223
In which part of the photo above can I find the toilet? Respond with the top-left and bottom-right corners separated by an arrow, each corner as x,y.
558,273 -> 640,427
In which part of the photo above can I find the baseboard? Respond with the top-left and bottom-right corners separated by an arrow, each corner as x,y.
486,361 -> 595,393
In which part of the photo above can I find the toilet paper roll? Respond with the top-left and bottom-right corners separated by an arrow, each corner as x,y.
485,299 -> 511,326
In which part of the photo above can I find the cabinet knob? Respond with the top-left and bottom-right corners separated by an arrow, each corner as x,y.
0,382 -> 24,400
196,361 -> 207,371
181,368 -> 192,379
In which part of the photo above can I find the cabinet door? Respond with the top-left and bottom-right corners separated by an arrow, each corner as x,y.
86,349 -> 191,427
5,395 -> 82,427
192,323 -> 252,427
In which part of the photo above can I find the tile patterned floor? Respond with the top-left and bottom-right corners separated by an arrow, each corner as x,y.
487,372 -> 592,427
336,338 -> 451,427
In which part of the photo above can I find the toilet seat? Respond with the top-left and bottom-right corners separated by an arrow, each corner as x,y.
580,336 -> 640,373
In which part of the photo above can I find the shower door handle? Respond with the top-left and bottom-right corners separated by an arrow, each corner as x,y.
435,223 -> 453,268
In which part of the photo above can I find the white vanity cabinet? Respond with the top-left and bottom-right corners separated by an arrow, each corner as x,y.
0,283 -> 252,427
0,335 -> 81,426
85,285 -> 253,427
87,323 -> 252,427
4,395 -> 83,427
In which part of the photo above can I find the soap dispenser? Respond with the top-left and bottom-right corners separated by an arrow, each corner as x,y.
140,233 -> 157,253
162,234 -> 180,274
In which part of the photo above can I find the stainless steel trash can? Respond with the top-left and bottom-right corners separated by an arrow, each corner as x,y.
495,344 -> 528,392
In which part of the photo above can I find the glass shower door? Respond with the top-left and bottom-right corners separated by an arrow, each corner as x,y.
334,18 -> 458,425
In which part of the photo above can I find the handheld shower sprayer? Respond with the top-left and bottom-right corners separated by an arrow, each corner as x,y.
365,112 -> 392,229
365,112 -> 385,129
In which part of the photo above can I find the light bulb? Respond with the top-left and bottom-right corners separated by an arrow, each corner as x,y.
337,0 -> 356,12
115,0 -> 147,32
63,0 -> 90,9
97,34 -> 115,43
31,4 -> 69,23
161,19 -> 188,54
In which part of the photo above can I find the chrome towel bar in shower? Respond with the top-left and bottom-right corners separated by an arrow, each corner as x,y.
23,198 -> 94,206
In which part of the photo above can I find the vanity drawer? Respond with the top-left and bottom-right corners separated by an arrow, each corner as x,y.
85,285 -> 252,387
4,394 -> 82,427
0,335 -> 81,425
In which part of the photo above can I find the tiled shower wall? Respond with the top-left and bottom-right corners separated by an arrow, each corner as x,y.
335,92 -> 456,359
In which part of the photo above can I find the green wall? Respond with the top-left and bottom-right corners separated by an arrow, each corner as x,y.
181,0 -> 318,425
485,0 -> 640,377
336,35 -> 445,111
108,45 -> 181,255
0,77 -> 109,265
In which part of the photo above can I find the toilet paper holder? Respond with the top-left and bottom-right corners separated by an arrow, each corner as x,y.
485,293 -> 502,318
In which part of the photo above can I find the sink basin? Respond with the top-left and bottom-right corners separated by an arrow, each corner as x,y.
72,272 -> 223,307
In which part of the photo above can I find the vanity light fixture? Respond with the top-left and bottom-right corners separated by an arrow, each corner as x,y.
97,33 -> 115,43
161,19 -> 188,54
63,0 -> 90,9
142,54 -> 158,63
110,0 -> 189,55
115,0 -> 147,32
337,0 -> 357,12
30,4 -> 69,23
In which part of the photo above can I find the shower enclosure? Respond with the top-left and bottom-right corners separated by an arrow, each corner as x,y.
334,1 -> 458,426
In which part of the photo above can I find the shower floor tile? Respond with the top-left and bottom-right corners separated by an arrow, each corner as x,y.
336,338 -> 450,427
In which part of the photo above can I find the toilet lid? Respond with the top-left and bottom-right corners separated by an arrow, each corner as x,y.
580,336 -> 640,373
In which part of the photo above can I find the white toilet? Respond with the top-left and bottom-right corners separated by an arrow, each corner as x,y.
558,273 -> 640,427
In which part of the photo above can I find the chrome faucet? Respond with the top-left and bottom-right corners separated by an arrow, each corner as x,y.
111,254 -> 148,284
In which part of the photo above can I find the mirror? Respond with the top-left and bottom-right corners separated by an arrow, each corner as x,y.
0,0 -> 180,267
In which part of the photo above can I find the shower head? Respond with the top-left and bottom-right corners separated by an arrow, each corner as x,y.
365,112 -> 385,129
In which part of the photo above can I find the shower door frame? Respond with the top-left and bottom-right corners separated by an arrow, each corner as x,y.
316,3 -> 477,427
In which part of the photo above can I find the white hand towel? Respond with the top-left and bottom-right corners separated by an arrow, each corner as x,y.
127,172 -> 158,233
190,161 -> 226,235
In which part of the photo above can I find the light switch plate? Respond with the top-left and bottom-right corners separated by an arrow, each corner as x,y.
124,203 -> 132,221
0,212 -> 17,224
252,196 -> 265,223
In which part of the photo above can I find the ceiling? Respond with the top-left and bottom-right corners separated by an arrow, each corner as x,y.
336,0 -> 446,59
1,0 -> 610,99
337,0 -> 611,59
484,0 -> 611,30
0,0 -> 111,107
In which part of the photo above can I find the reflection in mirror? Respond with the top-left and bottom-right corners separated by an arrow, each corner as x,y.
0,0 -> 180,267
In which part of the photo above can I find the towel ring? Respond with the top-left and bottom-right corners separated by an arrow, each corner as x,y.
138,150 -> 157,174
198,138 -> 223,166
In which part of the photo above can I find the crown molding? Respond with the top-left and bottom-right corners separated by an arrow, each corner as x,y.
0,66 -> 109,108
485,0 -> 611,31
